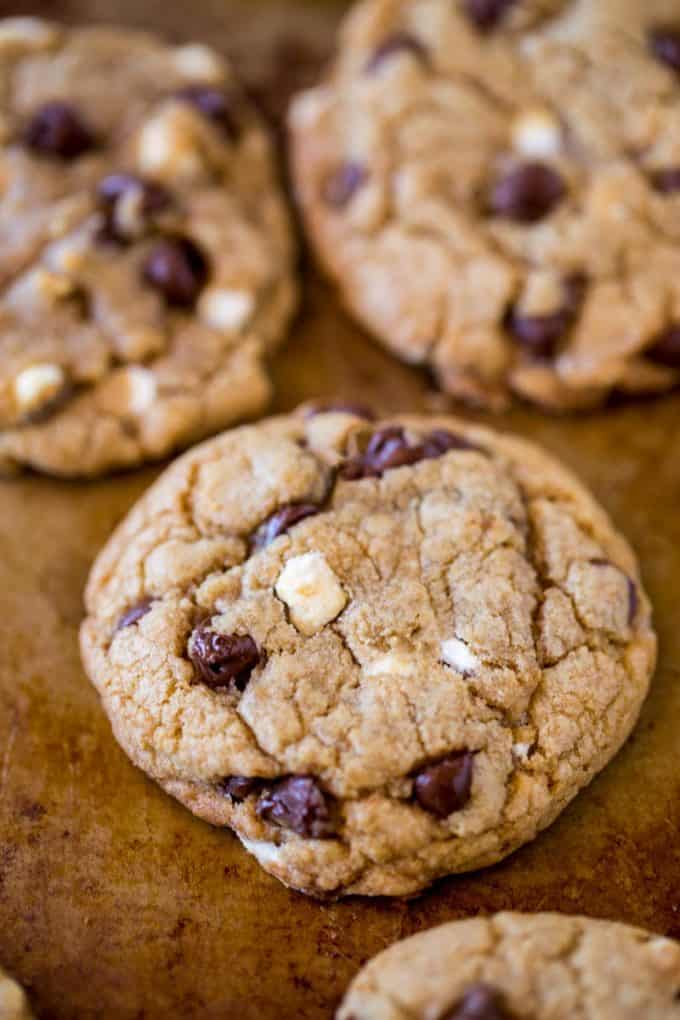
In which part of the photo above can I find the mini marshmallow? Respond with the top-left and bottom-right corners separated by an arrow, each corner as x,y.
275,552 -> 348,636
14,363 -> 65,413
441,637 -> 479,676
512,108 -> 562,159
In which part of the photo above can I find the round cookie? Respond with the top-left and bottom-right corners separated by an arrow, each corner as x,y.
337,912 -> 680,1019
80,408 -> 656,897
0,18 -> 296,477
290,0 -> 680,410
0,967 -> 32,1020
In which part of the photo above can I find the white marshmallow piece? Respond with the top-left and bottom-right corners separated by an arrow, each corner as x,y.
14,363 -> 65,414
441,638 -> 479,676
512,108 -> 562,159
512,742 -> 533,762
365,651 -> 418,677
173,44 -> 223,82
199,288 -> 255,333
275,552 -> 348,636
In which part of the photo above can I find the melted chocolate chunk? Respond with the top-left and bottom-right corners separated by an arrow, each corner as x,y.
142,236 -> 209,307
252,503 -> 321,550
341,426 -> 482,480
444,983 -> 513,1020
97,173 -> 172,243
365,32 -> 429,73
507,274 -> 587,359
219,776 -> 264,802
490,162 -> 566,223
115,598 -> 154,633
650,167 -> 680,194
420,428 -> 485,458
24,101 -> 96,160
177,85 -> 241,141
414,751 -> 474,817
256,776 -> 336,838
462,0 -> 517,32
321,162 -> 368,208
189,624 -> 260,692
645,325 -> 680,368
649,26 -> 680,72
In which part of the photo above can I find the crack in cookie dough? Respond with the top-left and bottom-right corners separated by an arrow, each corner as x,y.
80,409 -> 656,897
337,913 -> 680,1019
0,18 -> 296,477
290,0 -> 680,410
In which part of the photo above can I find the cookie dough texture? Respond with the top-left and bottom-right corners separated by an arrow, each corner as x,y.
337,913 -> 680,1019
80,410 -> 656,897
290,0 -> 680,410
0,18 -> 296,477
0,968 -> 32,1020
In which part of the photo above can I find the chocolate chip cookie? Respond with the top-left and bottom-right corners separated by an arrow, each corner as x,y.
0,18 -> 296,477
80,408 -> 656,897
338,912 -> 680,1019
0,967 -> 32,1020
290,0 -> 680,410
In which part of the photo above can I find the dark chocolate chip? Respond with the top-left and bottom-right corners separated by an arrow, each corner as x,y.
490,161 -> 566,223
444,983 -> 513,1020
414,751 -> 474,818
219,776 -> 263,802
462,0 -> 517,32
650,167 -> 680,194
644,325 -> 680,368
321,162 -> 368,208
97,173 -> 172,243
507,274 -> 587,359
24,101 -> 96,160
365,32 -> 429,74
649,26 -> 680,72
420,429 -> 484,458
304,399 -> 376,420
341,426 -> 482,480
142,236 -> 209,307
189,623 -> 260,692
177,85 -> 241,141
256,776 -> 336,838
116,598 -> 154,633
252,503 -> 321,550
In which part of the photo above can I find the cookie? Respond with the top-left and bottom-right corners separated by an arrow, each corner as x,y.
0,968 -> 32,1020
290,0 -> 680,410
0,18 -> 296,477
337,912 -> 680,1019
80,408 -> 656,897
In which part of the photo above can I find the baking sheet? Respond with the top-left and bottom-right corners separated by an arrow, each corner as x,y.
1,2 -> 680,1017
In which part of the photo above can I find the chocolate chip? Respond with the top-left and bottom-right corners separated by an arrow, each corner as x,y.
189,624 -> 260,692
365,32 -> 429,73
252,503 -> 321,551
256,776 -> 336,838
649,26 -> 680,72
420,429 -> 484,458
177,85 -> 241,141
321,162 -> 368,209
507,274 -> 587,359
490,161 -> 566,223
97,173 -> 172,243
444,983 -> 512,1020
341,426 -> 482,480
219,776 -> 263,802
645,325 -> 680,368
142,236 -> 208,307
115,598 -> 154,633
650,167 -> 680,194
304,399 -> 376,420
462,0 -> 517,31
414,751 -> 474,817
24,101 -> 96,160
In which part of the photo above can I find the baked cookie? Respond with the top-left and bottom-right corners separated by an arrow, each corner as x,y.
0,18 -> 296,477
0,967 -> 32,1020
80,408 -> 655,897
337,912 -> 680,1019
290,0 -> 680,410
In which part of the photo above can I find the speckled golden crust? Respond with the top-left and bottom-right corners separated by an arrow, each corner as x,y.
290,0 -> 680,410
0,967 -> 33,1020
0,18 -> 296,477
337,912 -> 680,1019
80,410 -> 656,897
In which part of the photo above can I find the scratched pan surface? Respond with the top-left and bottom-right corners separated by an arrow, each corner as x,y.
1,1 -> 680,1018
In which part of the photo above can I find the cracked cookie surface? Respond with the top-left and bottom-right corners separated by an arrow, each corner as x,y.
0,967 -> 33,1020
0,18 -> 296,477
290,0 -> 680,410
337,912 -> 680,1019
80,409 -> 656,897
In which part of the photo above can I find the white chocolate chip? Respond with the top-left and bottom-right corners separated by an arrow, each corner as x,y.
97,367 -> 157,417
288,88 -> 334,130
198,288 -> 255,332
275,552 -> 348,636
14,363 -> 65,414
365,651 -> 419,677
173,44 -> 224,82
137,107 -> 204,178
0,17 -> 57,50
441,638 -> 479,676
239,836 -> 285,866
512,742 -> 533,762
512,108 -> 562,158
516,269 -> 564,317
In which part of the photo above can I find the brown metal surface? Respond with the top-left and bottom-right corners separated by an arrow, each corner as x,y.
1,2 -> 680,1017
